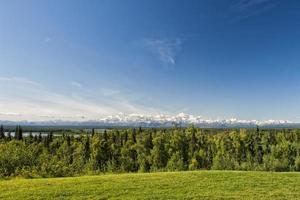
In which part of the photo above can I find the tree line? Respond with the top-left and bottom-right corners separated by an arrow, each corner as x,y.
0,125 -> 300,178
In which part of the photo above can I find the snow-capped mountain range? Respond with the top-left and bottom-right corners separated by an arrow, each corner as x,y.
0,113 -> 298,128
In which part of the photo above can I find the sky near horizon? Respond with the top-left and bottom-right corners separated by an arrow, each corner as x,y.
1,0 -> 300,121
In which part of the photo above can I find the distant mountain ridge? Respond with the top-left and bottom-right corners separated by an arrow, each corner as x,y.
0,113 -> 299,128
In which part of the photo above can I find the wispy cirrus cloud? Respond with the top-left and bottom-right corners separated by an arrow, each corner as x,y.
145,38 -> 183,66
231,0 -> 278,21
0,77 -> 162,121
233,0 -> 273,11
44,37 -> 51,43
70,81 -> 83,89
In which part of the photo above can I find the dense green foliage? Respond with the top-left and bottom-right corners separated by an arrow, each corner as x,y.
0,125 -> 300,177
0,171 -> 299,199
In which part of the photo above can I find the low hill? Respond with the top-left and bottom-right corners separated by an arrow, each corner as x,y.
0,171 -> 299,199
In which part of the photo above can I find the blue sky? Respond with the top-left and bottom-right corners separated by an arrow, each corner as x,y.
1,0 -> 300,121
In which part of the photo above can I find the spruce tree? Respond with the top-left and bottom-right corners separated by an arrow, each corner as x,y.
131,128 -> 137,143
189,128 -> 197,157
91,128 -> 95,137
34,135 -> 38,143
15,125 -> 23,140
14,125 -> 18,140
83,136 -> 91,163
0,125 -> 5,139
138,126 -> 143,141
49,131 -> 53,143
67,135 -> 71,146
103,130 -> 108,141
124,130 -> 128,143
38,132 -> 42,142
19,125 -> 23,140
151,136 -> 168,170
112,132 -> 116,143
28,132 -> 33,144
29,132 -> 33,140
144,132 -> 153,154
7,132 -> 11,141
43,135 -> 49,148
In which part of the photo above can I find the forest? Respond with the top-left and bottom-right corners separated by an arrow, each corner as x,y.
0,125 -> 300,178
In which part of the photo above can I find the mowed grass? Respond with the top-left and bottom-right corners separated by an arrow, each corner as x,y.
0,171 -> 299,200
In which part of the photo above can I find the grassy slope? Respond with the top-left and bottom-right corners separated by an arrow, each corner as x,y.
0,171 -> 299,200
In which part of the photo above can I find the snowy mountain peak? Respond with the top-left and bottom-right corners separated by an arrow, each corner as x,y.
0,113 -> 296,128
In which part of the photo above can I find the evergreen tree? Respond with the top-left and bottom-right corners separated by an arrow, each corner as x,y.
49,131 -> 53,143
131,128 -> 137,143
38,132 -> 42,142
189,127 -> 197,158
144,132 -> 153,154
29,132 -> 33,140
124,130 -> 128,144
138,126 -> 143,141
110,137 -> 121,171
0,125 -> 5,139
83,136 -> 91,163
66,135 -> 71,146
43,135 -> 49,148
112,132 -> 116,143
103,130 -> 108,141
33,135 -> 38,143
0,127 -> 299,177
27,132 -> 34,144
7,132 -> 11,141
15,125 -> 23,140
91,128 -> 95,137
151,136 -> 168,170
91,135 -> 109,171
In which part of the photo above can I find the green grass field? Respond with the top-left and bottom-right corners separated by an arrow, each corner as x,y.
0,171 -> 299,200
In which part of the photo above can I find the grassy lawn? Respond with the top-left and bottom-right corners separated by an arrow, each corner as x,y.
0,171 -> 299,200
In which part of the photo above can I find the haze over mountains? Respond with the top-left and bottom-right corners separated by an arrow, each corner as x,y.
0,113 -> 297,128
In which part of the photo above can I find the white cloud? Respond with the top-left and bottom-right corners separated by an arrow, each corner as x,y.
99,88 -> 120,96
0,77 -> 294,124
70,81 -> 83,89
0,77 -> 160,121
233,0 -> 273,11
145,38 -> 183,65
45,37 -> 51,43
231,0 -> 278,20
